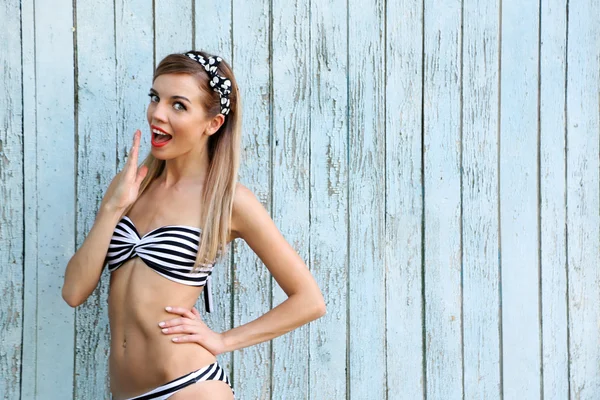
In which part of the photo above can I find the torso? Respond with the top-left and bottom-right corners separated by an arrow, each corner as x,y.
107,178 -> 229,399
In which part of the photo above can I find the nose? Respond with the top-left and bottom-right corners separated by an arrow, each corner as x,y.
149,101 -> 168,123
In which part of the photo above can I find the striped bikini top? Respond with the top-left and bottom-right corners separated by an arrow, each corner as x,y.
106,216 -> 214,312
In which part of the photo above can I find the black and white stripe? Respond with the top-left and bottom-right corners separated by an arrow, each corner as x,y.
106,216 -> 215,312
124,362 -> 234,400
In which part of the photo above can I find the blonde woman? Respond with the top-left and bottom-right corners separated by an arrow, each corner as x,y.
62,51 -> 326,400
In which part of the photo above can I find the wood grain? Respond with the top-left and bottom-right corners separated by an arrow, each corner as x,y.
309,0 -> 349,398
540,0 -> 569,398
154,0 -> 192,62
566,0 -> 600,397
500,0 -> 541,397
348,0 -> 387,398
423,0 -> 463,397
73,0 -> 117,397
232,0 -> 273,397
385,0 -> 424,398
271,0 -> 311,397
0,1 -> 23,398
23,0 -> 76,397
461,0 -> 501,398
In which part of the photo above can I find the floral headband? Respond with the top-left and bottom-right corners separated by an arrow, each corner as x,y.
185,52 -> 232,116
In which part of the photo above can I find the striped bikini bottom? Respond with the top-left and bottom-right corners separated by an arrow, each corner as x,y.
123,362 -> 234,399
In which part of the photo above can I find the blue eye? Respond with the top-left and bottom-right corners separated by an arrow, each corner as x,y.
148,93 -> 159,103
173,102 -> 187,111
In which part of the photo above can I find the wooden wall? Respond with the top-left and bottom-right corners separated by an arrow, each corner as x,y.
1,0 -> 599,399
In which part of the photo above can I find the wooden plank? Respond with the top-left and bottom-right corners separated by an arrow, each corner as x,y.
154,0 -> 192,63
0,0 -> 24,398
499,0 -> 541,397
566,0 -> 600,397
116,0 -> 154,164
385,0 -> 424,398
22,0 -> 76,397
232,0 -> 272,397
270,0 -> 310,397
461,0 -> 501,398
423,0 -> 463,398
348,0 -> 386,398
539,0 -> 569,398
73,0 -> 117,397
194,0 -> 235,377
20,0 -> 38,396
308,0 -> 348,398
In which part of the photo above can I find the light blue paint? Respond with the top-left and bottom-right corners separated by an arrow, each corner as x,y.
6,0 -> 600,399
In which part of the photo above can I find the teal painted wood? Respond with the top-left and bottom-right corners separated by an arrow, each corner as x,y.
348,0 -> 387,398
154,0 -> 192,62
500,0 -> 541,398
116,0 -> 154,162
73,0 -> 117,397
566,0 -> 600,397
0,1 -> 23,398
461,0 -> 501,398
20,0 -> 39,396
385,0 -> 424,398
22,0 -> 76,398
271,0 -> 310,397
194,0 -> 235,376
540,0 -> 569,399
232,0 -> 273,397
308,0 -> 348,398
423,0 -> 463,398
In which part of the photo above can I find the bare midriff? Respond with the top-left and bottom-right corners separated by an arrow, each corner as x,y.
108,257 -> 216,400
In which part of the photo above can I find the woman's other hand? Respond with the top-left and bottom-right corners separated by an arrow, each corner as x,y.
159,306 -> 226,356
101,129 -> 148,212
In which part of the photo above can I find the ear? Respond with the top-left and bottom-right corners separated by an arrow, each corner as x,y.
206,114 -> 225,136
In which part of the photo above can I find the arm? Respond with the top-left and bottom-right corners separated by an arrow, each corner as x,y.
62,130 -> 147,307
219,184 -> 326,352
160,184 -> 326,354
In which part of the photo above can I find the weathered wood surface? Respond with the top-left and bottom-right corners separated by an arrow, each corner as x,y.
271,0 -> 311,397
540,0 -> 569,399
500,1 -> 541,398
309,0 -> 349,398
231,0 -> 272,398
566,0 -> 600,398
0,1 -> 23,398
423,0 -> 463,398
6,0 -> 600,399
385,0 -> 424,398
461,0 -> 501,398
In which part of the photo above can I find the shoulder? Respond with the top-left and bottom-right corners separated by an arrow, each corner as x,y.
229,182 -> 268,239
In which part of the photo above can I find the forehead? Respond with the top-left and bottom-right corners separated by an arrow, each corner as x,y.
152,73 -> 204,101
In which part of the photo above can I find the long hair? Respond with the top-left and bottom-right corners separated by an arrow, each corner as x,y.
124,50 -> 241,269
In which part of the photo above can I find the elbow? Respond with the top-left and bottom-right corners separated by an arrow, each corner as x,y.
61,286 -> 85,308
309,296 -> 327,321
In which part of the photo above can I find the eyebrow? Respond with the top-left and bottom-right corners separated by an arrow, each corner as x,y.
149,88 -> 191,104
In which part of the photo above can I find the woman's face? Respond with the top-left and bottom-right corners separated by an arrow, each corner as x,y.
146,73 -> 214,160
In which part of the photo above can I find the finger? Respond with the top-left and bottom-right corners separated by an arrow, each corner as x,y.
158,317 -> 188,328
129,130 -> 141,167
172,334 -> 200,343
165,306 -> 196,320
161,324 -> 197,334
191,307 -> 202,319
135,165 -> 148,186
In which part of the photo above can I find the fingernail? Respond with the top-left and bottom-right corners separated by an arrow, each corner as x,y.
165,306 -> 172,311
158,322 -> 165,327
172,338 -> 179,342
162,328 -> 168,333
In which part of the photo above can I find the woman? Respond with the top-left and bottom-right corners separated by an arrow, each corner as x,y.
62,51 -> 326,399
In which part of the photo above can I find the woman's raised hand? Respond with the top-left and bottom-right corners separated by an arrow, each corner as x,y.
101,130 -> 148,213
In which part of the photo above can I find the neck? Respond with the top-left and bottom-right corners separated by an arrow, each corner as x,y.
161,148 -> 210,187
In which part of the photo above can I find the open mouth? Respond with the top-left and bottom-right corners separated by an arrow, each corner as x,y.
151,126 -> 172,147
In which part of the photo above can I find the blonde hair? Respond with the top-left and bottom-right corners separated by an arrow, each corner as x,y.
125,51 -> 241,268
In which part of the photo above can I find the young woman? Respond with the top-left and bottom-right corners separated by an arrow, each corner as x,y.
62,51 -> 326,400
